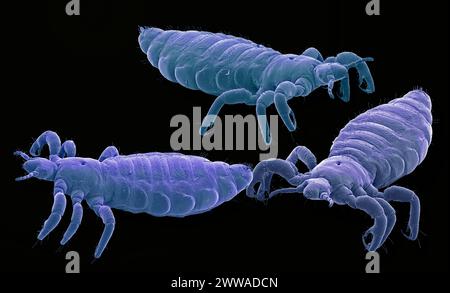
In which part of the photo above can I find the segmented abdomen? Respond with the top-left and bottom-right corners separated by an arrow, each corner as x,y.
100,153 -> 252,217
330,90 -> 432,188
138,27 -> 280,95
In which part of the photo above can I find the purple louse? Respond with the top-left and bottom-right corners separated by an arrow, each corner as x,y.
246,90 -> 432,251
138,27 -> 375,144
14,131 -> 253,258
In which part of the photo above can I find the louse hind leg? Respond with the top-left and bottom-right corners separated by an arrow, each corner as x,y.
301,47 -> 324,62
381,185 -> 420,241
60,191 -> 85,245
37,179 -> 67,240
200,88 -> 256,136
87,197 -> 116,258
99,146 -> 120,162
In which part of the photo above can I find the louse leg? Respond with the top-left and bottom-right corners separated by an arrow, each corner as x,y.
301,47 -> 324,62
60,191 -> 85,245
334,187 -> 388,251
246,159 -> 299,200
273,78 -> 315,133
313,62 -> 351,102
273,77 -> 316,133
200,88 -> 256,136
274,81 -> 298,131
14,151 -> 30,161
286,146 -> 317,171
58,140 -> 76,158
362,185 -> 396,246
30,130 -> 61,157
99,146 -> 119,162
37,179 -> 67,240
88,198 -> 116,258
335,52 -> 375,94
256,90 -> 275,145
381,185 -> 420,241
373,198 -> 396,246
355,195 -> 388,251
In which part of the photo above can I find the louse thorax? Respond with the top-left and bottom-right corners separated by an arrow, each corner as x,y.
55,157 -> 103,194
308,155 -> 372,193
259,55 -> 316,91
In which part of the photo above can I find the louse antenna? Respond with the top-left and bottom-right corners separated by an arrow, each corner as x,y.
15,171 -> 38,182
344,57 -> 374,69
14,151 -> 30,161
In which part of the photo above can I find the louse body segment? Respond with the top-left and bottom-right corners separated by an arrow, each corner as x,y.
101,153 -> 251,216
246,90 -> 432,251
138,27 -> 375,144
330,90 -> 432,189
14,132 -> 252,258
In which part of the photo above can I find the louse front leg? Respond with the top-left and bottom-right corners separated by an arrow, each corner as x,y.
37,179 -> 67,240
333,186 -> 388,251
286,146 -> 317,172
335,52 -> 375,94
273,81 -> 298,132
58,140 -> 76,158
272,78 -> 314,135
200,88 -> 256,136
373,198 -> 396,246
60,191 -> 85,245
355,195 -> 388,251
99,146 -> 119,162
381,185 -> 420,241
30,130 -> 76,161
247,146 -> 316,200
87,197 -> 116,258
246,159 -> 299,200
30,130 -> 62,159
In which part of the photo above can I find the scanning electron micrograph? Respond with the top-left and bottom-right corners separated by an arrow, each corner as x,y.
247,90 -> 432,251
138,27 -> 375,144
14,131 -> 253,258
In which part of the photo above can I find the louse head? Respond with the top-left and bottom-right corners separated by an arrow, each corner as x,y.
15,152 -> 57,182
313,62 -> 350,101
302,177 -> 334,207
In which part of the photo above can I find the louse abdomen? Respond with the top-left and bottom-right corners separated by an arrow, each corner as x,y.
138,27 -> 280,95
101,153 -> 252,217
330,90 -> 432,188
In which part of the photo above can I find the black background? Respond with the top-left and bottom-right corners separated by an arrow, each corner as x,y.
2,0 -> 448,275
